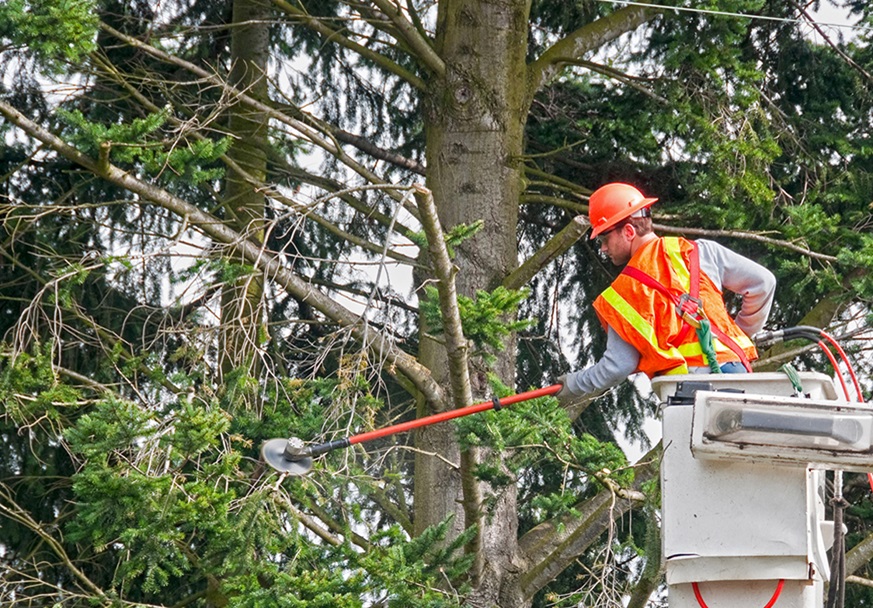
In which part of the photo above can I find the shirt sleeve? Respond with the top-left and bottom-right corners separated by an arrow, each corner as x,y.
563,326 -> 640,396
696,239 -> 776,337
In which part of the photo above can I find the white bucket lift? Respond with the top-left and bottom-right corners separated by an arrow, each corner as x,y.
653,372 -> 872,608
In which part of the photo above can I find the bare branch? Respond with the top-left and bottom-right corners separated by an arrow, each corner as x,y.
98,23 -> 416,202
368,0 -> 446,77
794,2 -> 873,84
567,59 -> 670,104
413,184 -> 472,409
0,483 -> 111,602
273,0 -> 429,91
655,222 -> 839,263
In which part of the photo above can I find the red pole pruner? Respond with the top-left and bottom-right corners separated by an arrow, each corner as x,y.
261,384 -> 562,476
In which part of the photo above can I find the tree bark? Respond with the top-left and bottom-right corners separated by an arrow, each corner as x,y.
220,0 -> 271,380
417,0 -> 532,603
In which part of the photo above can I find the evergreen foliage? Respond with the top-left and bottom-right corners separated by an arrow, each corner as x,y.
1,0 -> 872,606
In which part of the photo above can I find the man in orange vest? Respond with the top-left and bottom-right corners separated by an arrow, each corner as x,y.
556,182 -> 776,400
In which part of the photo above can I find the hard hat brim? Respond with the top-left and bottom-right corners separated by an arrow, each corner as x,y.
589,197 -> 657,239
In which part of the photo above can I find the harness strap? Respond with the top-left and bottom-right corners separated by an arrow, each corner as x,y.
681,239 -> 701,341
621,244 -> 753,372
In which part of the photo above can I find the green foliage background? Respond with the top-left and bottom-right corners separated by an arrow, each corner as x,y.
1,0 -> 873,606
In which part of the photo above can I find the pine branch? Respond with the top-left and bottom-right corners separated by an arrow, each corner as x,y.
97,23 -> 415,206
0,97 -> 447,407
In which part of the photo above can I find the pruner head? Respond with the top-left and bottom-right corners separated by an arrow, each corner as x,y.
261,437 -> 313,476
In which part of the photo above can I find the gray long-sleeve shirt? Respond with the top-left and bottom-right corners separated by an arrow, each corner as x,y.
562,238 -> 776,397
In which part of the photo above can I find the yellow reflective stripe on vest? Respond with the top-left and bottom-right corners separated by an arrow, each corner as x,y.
601,286 -> 684,362
732,333 -> 755,350
663,237 -> 691,290
679,334 -> 751,355
678,339 -> 730,357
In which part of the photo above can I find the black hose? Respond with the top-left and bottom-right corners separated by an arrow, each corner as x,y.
826,493 -> 848,608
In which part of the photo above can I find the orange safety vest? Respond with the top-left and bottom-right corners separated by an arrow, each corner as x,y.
592,237 -> 758,378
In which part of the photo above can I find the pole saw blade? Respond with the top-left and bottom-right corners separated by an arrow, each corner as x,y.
261,437 -> 313,476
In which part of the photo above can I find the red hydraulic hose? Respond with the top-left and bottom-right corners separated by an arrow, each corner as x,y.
818,330 -> 863,403
812,329 -> 870,495
816,340 -> 852,401
692,579 -> 784,608
349,384 -> 562,446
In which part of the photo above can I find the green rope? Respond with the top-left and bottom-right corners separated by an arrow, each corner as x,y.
696,319 -> 722,374
779,363 -> 805,395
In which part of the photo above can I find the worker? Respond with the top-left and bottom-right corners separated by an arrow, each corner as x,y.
556,182 -> 776,400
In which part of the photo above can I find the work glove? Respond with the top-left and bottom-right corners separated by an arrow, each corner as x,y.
555,374 -> 571,400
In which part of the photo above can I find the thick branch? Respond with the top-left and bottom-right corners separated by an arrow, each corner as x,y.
0,98 -> 445,407
517,447 -> 659,600
504,214 -> 589,290
273,0 -> 428,90
368,0 -> 445,78
846,529 -> 873,576
528,5 -> 659,95
413,185 -> 472,409
848,575 -> 873,589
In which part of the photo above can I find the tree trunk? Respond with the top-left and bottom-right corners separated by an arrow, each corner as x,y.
220,0 -> 270,380
416,0 -> 532,604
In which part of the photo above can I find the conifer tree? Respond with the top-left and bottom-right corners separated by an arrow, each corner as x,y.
1,0 -> 873,606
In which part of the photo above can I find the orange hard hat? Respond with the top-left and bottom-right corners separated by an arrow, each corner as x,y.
588,183 -> 658,239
